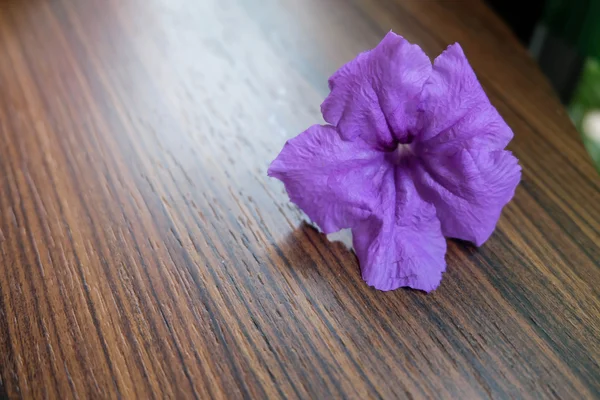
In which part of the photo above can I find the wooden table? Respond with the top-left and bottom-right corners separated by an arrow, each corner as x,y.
0,0 -> 598,398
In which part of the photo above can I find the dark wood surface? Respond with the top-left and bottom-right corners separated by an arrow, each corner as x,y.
0,0 -> 598,398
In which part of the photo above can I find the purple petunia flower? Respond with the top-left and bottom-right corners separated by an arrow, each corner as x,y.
268,32 -> 521,292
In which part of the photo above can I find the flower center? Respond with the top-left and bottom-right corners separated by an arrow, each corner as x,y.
387,140 -> 415,165
396,142 -> 413,157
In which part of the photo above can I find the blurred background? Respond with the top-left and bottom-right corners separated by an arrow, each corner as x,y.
488,0 -> 600,171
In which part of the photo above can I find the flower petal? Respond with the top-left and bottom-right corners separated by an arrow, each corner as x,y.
268,125 -> 387,234
414,149 -> 521,246
352,166 -> 447,292
321,32 -> 432,149
417,43 -> 513,153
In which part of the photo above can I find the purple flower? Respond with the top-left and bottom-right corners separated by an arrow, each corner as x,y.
268,32 -> 521,292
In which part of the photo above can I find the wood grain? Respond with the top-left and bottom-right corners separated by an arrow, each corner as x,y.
0,0 -> 598,398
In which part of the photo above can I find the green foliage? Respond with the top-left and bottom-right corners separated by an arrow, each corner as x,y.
569,58 -> 600,171
544,0 -> 600,58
